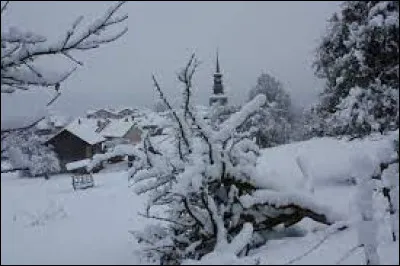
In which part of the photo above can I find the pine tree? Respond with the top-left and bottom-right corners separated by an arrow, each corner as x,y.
314,1 -> 399,137
245,73 -> 293,148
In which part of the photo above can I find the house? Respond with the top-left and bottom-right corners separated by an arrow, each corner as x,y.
45,116 -> 144,169
134,111 -> 171,136
99,118 -> 142,149
86,107 -> 141,120
118,107 -> 137,118
86,109 -> 121,119
45,118 -> 105,171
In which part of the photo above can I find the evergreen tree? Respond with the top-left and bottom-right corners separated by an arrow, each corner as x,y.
245,73 -> 293,148
314,1 -> 399,137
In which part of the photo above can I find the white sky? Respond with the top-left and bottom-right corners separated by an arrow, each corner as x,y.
1,1 -> 341,121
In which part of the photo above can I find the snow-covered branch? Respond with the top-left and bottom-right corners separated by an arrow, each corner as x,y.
1,1 -> 128,92
1,1 -> 9,14
131,54 -> 343,265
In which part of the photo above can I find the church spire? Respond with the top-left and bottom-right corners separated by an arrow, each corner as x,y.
209,49 -> 228,106
216,49 -> 220,74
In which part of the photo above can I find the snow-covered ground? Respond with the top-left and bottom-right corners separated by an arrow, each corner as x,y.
1,170 -> 147,265
1,132 -> 398,264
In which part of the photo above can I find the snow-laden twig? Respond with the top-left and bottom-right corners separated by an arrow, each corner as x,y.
1,1 -> 10,14
1,1 -> 127,91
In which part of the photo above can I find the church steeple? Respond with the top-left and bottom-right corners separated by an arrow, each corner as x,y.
209,49 -> 228,106
216,49 -> 220,74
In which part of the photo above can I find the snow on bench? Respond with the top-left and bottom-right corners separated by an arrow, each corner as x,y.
72,174 -> 94,190
66,159 -> 95,190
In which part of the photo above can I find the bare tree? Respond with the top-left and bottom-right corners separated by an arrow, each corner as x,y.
1,1 -> 128,131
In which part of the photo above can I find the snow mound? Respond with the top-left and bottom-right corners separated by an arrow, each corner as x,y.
255,132 -> 397,190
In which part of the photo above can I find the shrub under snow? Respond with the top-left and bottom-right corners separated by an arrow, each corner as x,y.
129,55 -> 345,265
5,130 -> 60,177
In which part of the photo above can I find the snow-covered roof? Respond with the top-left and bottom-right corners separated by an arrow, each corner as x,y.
86,106 -> 140,116
194,105 -> 211,119
112,143 -> 136,154
100,119 -> 136,138
135,111 -> 170,128
47,118 -> 105,145
65,118 -> 105,145
66,159 -> 91,171
36,118 -> 52,130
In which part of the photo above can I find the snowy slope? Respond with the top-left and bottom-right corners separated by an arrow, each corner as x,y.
1,132 -> 398,265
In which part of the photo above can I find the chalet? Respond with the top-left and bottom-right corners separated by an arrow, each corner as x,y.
86,109 -> 121,119
86,107 -> 141,120
118,108 -> 137,118
100,118 -> 142,149
45,118 -> 105,171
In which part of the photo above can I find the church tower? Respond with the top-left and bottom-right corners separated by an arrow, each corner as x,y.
209,50 -> 228,106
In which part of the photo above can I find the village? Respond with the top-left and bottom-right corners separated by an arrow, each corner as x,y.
2,107 -> 165,175
42,107 -> 168,174
1,1 -> 398,265
1,52 -> 226,182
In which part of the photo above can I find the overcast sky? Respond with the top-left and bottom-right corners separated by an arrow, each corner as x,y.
1,1 -> 341,121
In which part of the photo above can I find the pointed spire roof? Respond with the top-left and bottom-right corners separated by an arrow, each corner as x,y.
216,49 -> 220,74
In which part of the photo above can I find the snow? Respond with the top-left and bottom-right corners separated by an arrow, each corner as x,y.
141,114 -> 169,128
1,170 -> 146,265
52,118 -> 105,145
2,27 -> 46,44
2,132 -> 398,265
66,159 -> 91,171
87,107 -> 138,117
100,119 -> 135,138
50,114 -> 71,128
240,189 -> 345,224
36,118 -> 52,130
369,14 -> 384,27
215,94 -> 266,142
254,132 -> 397,191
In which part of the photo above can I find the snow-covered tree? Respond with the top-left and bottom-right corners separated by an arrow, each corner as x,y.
313,1 -> 399,137
244,73 -> 293,148
4,129 -> 60,177
129,55 -> 345,265
1,1 -> 128,130
289,105 -> 325,141
154,98 -> 169,113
